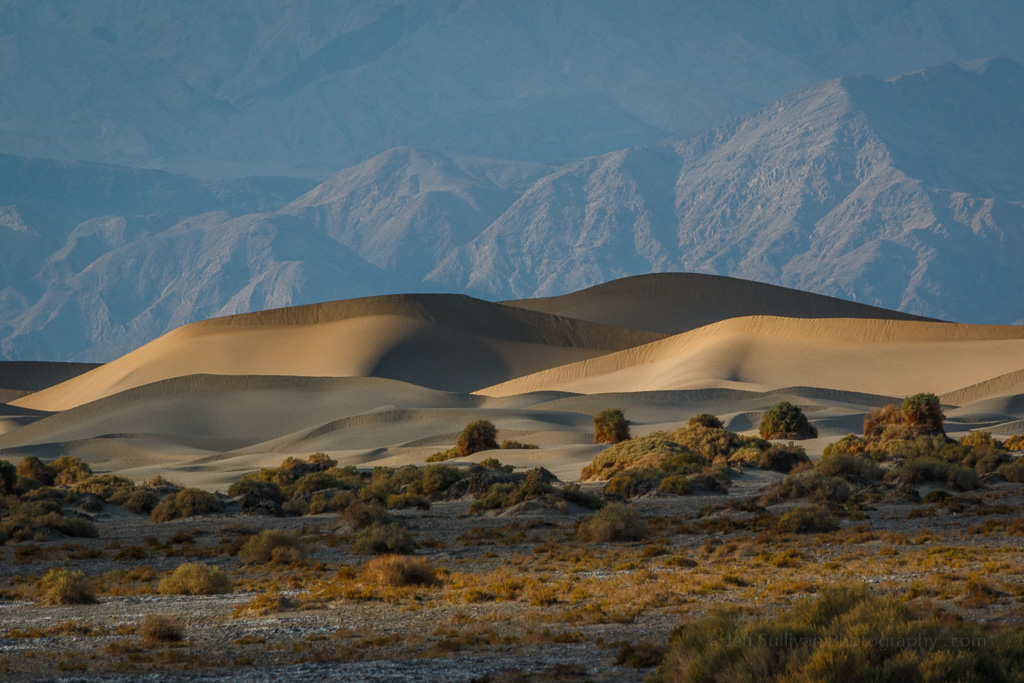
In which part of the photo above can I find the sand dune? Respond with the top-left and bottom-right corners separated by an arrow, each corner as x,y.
480,316 -> 1024,399
12,294 -> 662,412
503,273 -> 930,334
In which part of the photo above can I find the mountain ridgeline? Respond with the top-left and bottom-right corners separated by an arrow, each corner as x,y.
1,60 -> 1023,360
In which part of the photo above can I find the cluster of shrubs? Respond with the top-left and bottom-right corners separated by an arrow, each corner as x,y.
581,413 -> 809,499
653,585 -> 1024,682
426,420 -> 539,463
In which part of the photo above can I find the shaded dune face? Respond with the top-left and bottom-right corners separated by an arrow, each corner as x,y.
5,273 -> 1024,488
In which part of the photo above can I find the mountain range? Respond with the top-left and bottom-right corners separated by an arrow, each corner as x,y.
1,58 -> 1022,360
3,1 -> 1024,178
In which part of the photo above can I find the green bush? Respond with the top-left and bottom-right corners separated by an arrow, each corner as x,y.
947,465 -> 982,491
123,490 -> 159,514
582,437 -> 701,481
815,452 -> 884,480
51,455 -> 93,486
821,434 -> 867,458
997,461 -> 1024,483
652,586 -> 1024,683
237,530 -> 305,564
895,457 -> 951,485
353,522 -> 415,555
457,419 -> 499,457
500,440 -> 538,450
594,408 -> 631,445
73,474 -> 137,504
902,393 -> 945,435
671,424 -> 742,459
0,460 -> 15,495
658,475 -> 692,496
16,456 -> 54,486
687,413 -> 723,429
728,442 -> 809,473
577,503 -> 648,542
149,488 -> 222,523
159,563 -> 231,595
425,448 -> 460,463
759,402 -> 817,440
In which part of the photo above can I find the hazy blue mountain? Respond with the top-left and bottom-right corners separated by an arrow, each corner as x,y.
430,59 -> 1024,324
2,1 -> 1024,178
3,59 -> 1024,361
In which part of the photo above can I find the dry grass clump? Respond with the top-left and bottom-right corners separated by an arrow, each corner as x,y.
594,408 -> 631,445
0,498 -> 98,541
652,585 -> 1024,682
577,503 -> 648,542
150,488 -> 222,522
34,568 -> 96,605
362,554 -> 437,587
237,530 -> 305,564
582,437 -> 703,481
775,505 -> 839,533
139,614 -> 182,645
158,563 -> 231,595
353,522 -> 415,555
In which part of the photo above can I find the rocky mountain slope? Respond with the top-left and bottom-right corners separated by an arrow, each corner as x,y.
3,1 -> 1024,178
2,60 -> 1023,360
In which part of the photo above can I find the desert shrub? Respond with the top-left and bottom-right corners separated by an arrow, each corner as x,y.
775,505 -> 839,533
876,434 -> 947,460
658,475 -> 692,496
139,614 -> 182,645
559,483 -> 605,509
581,437 -> 700,481
652,586 -> 1024,683
604,470 -> 660,498
821,434 -> 867,458
863,404 -> 904,442
947,465 -> 982,491
237,530 -> 305,564
307,452 -> 337,468
34,568 -> 96,605
0,460 -> 15,495
150,488 -> 222,522
457,419 -> 499,457
959,431 -> 1005,451
425,448 -> 460,463
577,503 -> 648,542
687,413 -> 723,429
997,461 -> 1024,483
902,393 -> 945,435
385,492 -> 430,510
816,452 -> 884,480
478,457 -> 515,472
0,499 -> 98,541
353,522 -> 415,555
759,402 -> 818,440
500,440 -> 538,450
685,470 -> 730,494
74,474 -> 137,504
338,500 -> 395,532
414,464 -> 465,497
159,563 -> 231,595
17,455 -> 54,486
671,424 -> 742,459
362,554 -> 437,587
762,470 -> 851,505
123,490 -> 159,514
233,480 -> 285,516
467,468 -> 560,513
284,471 -> 346,498
728,442 -> 809,473
51,456 -> 93,486
616,641 -> 667,669
594,408 -> 631,445
1004,434 -> 1024,451
895,457 -> 950,485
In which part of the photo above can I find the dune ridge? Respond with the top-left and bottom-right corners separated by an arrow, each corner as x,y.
503,272 -> 932,334
480,316 -> 1024,398
12,294 -> 663,411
